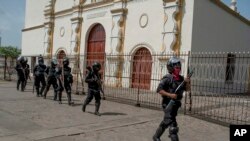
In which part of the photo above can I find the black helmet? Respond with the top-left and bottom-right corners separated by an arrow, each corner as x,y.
23,57 -> 28,64
167,57 -> 181,73
17,56 -> 28,64
92,62 -> 101,72
38,56 -> 44,65
17,56 -> 24,63
51,59 -> 58,68
63,57 -> 69,66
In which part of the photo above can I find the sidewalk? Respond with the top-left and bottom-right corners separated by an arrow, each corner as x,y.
0,80 -> 229,141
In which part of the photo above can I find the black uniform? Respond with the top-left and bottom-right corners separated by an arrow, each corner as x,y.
82,62 -> 102,116
43,59 -> 63,103
153,57 -> 187,141
15,56 -> 29,91
62,58 -> 74,105
55,67 -> 64,104
15,63 -> 26,91
24,64 -> 30,89
33,57 -> 46,97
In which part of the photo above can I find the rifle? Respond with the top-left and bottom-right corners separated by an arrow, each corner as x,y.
165,68 -> 194,111
32,76 -> 35,94
86,66 -> 106,100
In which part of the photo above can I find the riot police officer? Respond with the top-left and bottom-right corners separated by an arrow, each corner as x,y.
82,62 -> 102,116
33,56 -> 46,97
43,59 -> 63,103
153,57 -> 190,141
62,57 -> 74,105
15,56 -> 29,91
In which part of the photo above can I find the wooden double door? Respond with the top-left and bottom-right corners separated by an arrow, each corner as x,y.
132,48 -> 152,90
86,24 -> 106,76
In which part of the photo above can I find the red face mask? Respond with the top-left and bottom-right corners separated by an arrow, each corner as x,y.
173,67 -> 181,80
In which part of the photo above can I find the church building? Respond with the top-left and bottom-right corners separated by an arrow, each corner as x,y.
22,0 -> 250,91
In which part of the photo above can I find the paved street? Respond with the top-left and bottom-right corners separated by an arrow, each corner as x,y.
0,80 -> 229,141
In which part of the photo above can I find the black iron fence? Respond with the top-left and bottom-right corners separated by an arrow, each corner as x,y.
187,52 -> 250,125
0,55 -> 17,80
2,52 -> 250,125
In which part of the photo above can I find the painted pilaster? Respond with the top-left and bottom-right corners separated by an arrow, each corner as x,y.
159,0 -> 182,66
70,1 -> 85,70
161,0 -> 181,55
44,0 -> 55,61
107,0 -> 127,87
110,0 -> 127,56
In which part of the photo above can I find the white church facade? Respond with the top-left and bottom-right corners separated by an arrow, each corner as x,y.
22,0 -> 250,91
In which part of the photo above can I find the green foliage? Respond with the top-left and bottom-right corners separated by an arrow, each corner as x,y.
0,46 -> 21,58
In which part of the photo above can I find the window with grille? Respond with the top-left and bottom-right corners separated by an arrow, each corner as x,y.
225,53 -> 236,83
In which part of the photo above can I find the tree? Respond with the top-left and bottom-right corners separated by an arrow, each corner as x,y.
0,46 -> 21,80
0,46 -> 21,58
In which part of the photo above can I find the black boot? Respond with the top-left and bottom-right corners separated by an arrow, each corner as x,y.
43,89 -> 48,99
67,93 -> 72,105
153,122 -> 166,141
36,88 -> 40,97
82,100 -> 88,112
40,86 -> 45,97
94,103 -> 101,116
53,91 -> 58,101
58,92 -> 62,104
17,81 -> 20,90
21,81 -> 25,92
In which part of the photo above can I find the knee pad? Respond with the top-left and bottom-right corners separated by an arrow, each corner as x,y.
67,90 -> 71,94
95,99 -> 101,104
169,126 -> 179,134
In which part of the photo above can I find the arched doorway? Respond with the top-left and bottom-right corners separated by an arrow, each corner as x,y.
132,48 -> 152,90
86,24 -> 106,76
57,50 -> 66,66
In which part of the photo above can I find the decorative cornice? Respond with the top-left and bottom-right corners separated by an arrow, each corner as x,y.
210,0 -> 250,26
22,24 -> 44,32
44,9 -> 53,16
110,8 -> 128,14
44,21 -> 54,26
82,0 -> 113,9
54,8 -> 73,16
71,17 -> 83,22
163,0 -> 176,3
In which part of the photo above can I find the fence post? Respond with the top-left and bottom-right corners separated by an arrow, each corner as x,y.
184,51 -> 192,114
4,55 -> 7,80
136,65 -> 141,107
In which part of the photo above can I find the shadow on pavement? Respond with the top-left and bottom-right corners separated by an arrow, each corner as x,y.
100,112 -> 127,116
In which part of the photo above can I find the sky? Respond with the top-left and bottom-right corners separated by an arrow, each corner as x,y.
0,0 -> 249,49
0,0 -> 25,48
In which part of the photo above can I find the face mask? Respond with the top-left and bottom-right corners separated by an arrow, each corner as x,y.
173,67 -> 181,80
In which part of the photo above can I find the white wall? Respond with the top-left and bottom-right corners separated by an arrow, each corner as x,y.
54,0 -> 74,12
124,0 -> 163,54
191,0 -> 250,52
179,0 -> 194,52
53,14 -> 72,55
22,28 -> 44,56
24,0 -> 48,28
